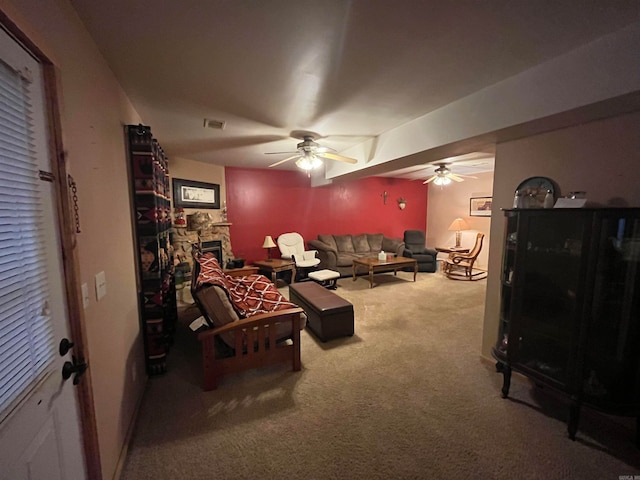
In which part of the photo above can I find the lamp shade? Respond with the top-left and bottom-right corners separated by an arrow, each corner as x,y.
262,235 -> 276,249
448,218 -> 470,232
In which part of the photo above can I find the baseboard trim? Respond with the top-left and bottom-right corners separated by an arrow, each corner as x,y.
111,378 -> 147,480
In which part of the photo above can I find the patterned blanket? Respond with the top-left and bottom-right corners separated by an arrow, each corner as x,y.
196,253 -> 298,318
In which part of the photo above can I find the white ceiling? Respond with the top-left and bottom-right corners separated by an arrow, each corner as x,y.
69,0 -> 640,180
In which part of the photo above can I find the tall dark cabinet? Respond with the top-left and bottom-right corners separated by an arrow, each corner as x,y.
493,208 -> 640,445
126,125 -> 176,375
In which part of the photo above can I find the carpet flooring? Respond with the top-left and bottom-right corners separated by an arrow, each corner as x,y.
121,271 -> 639,480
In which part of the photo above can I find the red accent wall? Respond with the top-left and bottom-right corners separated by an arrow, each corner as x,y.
226,167 -> 428,263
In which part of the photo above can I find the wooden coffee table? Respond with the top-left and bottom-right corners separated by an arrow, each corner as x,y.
253,259 -> 296,284
352,256 -> 418,288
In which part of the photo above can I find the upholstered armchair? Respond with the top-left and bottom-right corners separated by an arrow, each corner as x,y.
402,230 -> 438,272
277,232 -> 320,281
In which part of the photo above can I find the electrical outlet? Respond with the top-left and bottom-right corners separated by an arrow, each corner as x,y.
81,283 -> 90,309
95,271 -> 107,300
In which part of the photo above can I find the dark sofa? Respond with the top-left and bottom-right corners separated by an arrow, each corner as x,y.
307,233 -> 405,277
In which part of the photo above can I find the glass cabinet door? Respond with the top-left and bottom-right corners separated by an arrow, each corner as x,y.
495,212 -> 518,359
513,211 -> 590,388
583,212 -> 640,409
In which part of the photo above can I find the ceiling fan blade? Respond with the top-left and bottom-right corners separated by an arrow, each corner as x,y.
423,176 -> 437,184
456,174 -> 478,179
268,155 -> 300,168
319,152 -> 358,164
315,146 -> 336,154
448,174 -> 465,182
265,150 -> 298,155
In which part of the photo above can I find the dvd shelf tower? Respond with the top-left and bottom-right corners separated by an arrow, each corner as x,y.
126,124 -> 176,375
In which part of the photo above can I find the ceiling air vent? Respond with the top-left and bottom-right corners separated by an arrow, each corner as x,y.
203,118 -> 226,130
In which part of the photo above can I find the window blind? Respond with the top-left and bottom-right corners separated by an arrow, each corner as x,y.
0,58 -> 55,419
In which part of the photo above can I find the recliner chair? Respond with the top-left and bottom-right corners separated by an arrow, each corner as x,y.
277,232 -> 320,281
402,230 -> 438,272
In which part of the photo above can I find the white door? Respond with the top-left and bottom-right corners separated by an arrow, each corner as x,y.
0,28 -> 87,480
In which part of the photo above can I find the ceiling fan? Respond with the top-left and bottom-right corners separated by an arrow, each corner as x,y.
422,163 -> 477,185
266,131 -> 358,172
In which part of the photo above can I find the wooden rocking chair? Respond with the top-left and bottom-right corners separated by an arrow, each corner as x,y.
443,233 -> 486,280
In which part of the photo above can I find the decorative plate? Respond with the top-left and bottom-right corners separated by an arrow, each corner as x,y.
515,176 -> 556,208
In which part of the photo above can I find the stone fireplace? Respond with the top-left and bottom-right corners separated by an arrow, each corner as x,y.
200,239 -> 223,265
171,222 -> 235,273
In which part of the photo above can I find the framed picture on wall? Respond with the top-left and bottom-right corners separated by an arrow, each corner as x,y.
470,196 -> 492,217
172,178 -> 220,209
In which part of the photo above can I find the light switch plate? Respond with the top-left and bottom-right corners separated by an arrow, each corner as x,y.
81,283 -> 90,309
95,271 -> 107,300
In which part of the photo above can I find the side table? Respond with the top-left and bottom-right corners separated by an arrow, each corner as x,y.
223,266 -> 259,278
253,259 -> 296,285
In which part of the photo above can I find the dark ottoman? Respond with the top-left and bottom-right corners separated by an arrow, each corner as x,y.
289,281 -> 354,342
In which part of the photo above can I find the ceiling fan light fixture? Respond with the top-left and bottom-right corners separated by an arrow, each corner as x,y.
267,132 -> 356,169
434,176 -> 451,186
295,154 -> 323,171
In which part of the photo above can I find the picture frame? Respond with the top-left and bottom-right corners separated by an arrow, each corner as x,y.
172,178 -> 220,209
470,196 -> 492,217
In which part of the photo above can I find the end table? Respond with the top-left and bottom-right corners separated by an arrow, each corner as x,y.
253,259 -> 296,285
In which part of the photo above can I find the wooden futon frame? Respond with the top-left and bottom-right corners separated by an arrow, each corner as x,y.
191,247 -> 303,390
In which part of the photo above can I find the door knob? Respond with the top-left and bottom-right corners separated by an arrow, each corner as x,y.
62,356 -> 87,385
59,338 -> 75,356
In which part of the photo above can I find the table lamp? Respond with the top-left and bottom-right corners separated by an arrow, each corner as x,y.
448,218 -> 470,248
262,235 -> 276,261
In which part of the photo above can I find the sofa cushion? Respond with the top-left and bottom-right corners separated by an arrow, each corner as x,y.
336,253 -> 361,267
366,233 -> 384,252
335,234 -> 355,253
382,236 -> 402,253
193,285 -> 238,346
352,234 -> 370,253
318,234 -> 337,250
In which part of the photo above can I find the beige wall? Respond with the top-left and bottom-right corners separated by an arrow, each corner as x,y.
426,172 -> 494,270
481,110 -> 640,358
1,1 -> 146,478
